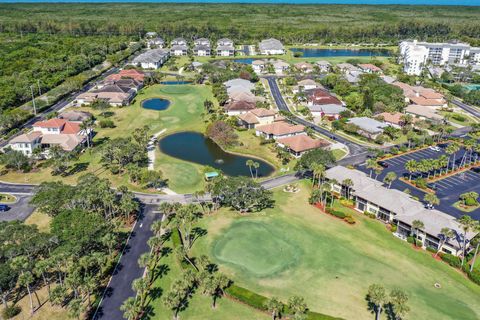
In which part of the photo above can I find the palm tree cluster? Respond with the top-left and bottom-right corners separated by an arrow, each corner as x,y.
366,284 -> 410,320
0,207 -> 121,318
246,159 -> 260,179
264,295 -> 308,320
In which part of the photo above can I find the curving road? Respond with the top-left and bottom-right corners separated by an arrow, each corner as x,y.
451,98 -> 480,118
264,76 -> 369,163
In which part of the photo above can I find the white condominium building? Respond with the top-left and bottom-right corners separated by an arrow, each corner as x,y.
399,40 -> 480,75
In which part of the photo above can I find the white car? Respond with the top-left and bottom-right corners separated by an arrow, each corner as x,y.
429,146 -> 441,152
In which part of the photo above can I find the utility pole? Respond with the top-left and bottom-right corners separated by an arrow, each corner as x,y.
37,79 -> 42,96
30,85 -> 37,115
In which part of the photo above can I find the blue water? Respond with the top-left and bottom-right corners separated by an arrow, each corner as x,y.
142,98 -> 170,110
290,48 -> 391,57
234,58 -> 255,64
159,131 -> 274,177
3,0 -> 480,4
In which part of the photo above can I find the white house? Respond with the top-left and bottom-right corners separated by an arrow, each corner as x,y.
252,60 -> 266,74
272,60 -> 290,75
171,45 -> 188,56
259,38 -> 285,55
216,38 -> 235,56
9,132 -> 42,156
131,49 -> 170,69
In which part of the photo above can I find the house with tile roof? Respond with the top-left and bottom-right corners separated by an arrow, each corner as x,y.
131,48 -> 170,69
259,38 -> 285,55
216,38 -> 235,56
9,132 -> 42,157
105,69 -> 145,82
358,63 -> 382,73
237,108 -> 281,129
294,62 -> 314,73
306,88 -> 344,107
347,117 -> 389,139
224,100 -> 257,116
147,37 -> 165,49
277,135 -> 330,157
255,121 -> 305,140
315,60 -> 332,73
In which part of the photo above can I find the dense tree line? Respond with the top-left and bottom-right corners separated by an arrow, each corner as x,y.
0,4 -> 479,45
0,175 -> 138,319
0,33 -> 130,115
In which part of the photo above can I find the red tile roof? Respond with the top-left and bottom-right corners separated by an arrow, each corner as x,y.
224,100 -> 256,112
106,69 -> 145,82
33,118 -> 67,128
358,63 -> 382,72
61,122 -> 81,134
307,89 -> 342,106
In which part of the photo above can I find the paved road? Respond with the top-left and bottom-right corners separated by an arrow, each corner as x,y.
264,76 -> 368,159
0,66 -> 120,149
0,195 -> 35,222
94,205 -> 160,320
451,98 -> 480,118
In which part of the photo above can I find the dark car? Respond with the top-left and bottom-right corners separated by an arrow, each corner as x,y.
377,161 -> 389,168
471,167 -> 480,173
437,143 -> 449,149
0,204 -> 10,212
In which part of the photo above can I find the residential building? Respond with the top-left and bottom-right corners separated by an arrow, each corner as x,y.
58,110 -> 93,123
252,60 -> 266,74
193,38 -> 211,56
147,37 -> 165,49
259,38 -> 285,55
272,60 -> 290,75
376,112 -> 406,128
9,132 -> 42,156
224,78 -> 255,96
255,121 -> 305,140
32,118 -> 81,135
336,63 -> 360,73
171,44 -> 188,56
297,79 -> 318,91
224,100 -> 256,116
216,38 -> 235,56
171,38 -> 187,46
358,63 -> 382,73
306,88 -> 344,108
405,105 -> 444,123
131,49 -> 170,69
105,69 -> 145,82
228,91 -> 258,104
294,62 -> 314,73
392,81 -> 447,108
325,166 -> 478,256
347,117 -> 388,139
399,40 -> 480,75
277,135 -> 330,157
237,108 -> 280,129
308,104 -> 347,119
315,60 -> 332,73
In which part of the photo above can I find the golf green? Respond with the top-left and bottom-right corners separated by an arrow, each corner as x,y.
212,220 -> 302,277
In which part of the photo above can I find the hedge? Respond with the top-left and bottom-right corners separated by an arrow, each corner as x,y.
331,210 -> 346,219
440,253 -> 462,268
225,285 -> 344,320
466,269 -> 480,285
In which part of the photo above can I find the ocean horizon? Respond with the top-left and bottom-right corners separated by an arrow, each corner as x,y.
2,0 -> 480,5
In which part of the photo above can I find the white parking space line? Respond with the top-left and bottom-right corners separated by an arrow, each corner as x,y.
386,158 -> 404,165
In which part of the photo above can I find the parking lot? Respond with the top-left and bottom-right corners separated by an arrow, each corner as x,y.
0,195 -> 36,222
358,146 -> 480,220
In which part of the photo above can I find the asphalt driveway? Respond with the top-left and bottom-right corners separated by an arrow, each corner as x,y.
0,195 -> 35,222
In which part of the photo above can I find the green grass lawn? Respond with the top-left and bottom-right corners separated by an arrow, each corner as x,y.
0,193 -> 16,203
191,180 -> 480,320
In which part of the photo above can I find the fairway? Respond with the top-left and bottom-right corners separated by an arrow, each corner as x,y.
212,221 -> 302,277
194,181 -> 480,320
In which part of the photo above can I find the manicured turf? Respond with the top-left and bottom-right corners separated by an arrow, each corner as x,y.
193,181 -> 480,320
212,221 -> 301,277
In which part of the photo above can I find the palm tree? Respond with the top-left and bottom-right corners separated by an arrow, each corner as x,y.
469,221 -> 480,272
389,289 -> 410,320
11,256 -> 36,314
434,228 -> 455,258
458,215 -> 476,267
121,297 -> 140,320
411,220 -> 425,247
203,273 -> 229,309
366,158 -> 377,178
265,297 -> 283,320
374,166 -> 383,180
246,159 -> 254,178
132,277 -> 149,308
424,193 -> 439,208
383,172 -> 397,189
445,142 -> 460,172
253,161 -> 260,179
287,296 -> 307,319
462,139 -> 475,167
342,178 -> 353,199
438,155 -> 449,175
366,284 -> 387,320
80,118 -> 94,148
405,160 -> 417,181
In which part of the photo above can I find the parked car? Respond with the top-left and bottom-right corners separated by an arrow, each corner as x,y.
437,143 -> 449,149
377,161 -> 389,168
0,204 -> 10,212
471,167 -> 480,173
429,146 -> 441,152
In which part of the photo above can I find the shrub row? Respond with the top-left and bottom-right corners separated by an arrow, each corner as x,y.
225,285 -> 344,320
325,207 -> 356,224
440,253 -> 462,268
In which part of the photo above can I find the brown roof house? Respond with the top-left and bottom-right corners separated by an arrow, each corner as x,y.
224,100 -> 257,116
294,62 -> 314,73
277,135 -> 330,157
358,63 -> 382,73
392,82 -> 447,108
237,108 -> 283,129
255,121 -> 305,140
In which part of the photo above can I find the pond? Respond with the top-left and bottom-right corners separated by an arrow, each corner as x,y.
233,58 -> 255,64
159,131 -> 275,177
464,84 -> 480,91
290,48 -> 391,58
142,98 -> 170,111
